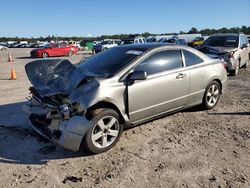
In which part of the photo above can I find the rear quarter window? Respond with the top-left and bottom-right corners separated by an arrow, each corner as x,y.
183,50 -> 204,67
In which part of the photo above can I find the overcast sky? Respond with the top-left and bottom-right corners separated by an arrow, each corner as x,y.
0,0 -> 250,37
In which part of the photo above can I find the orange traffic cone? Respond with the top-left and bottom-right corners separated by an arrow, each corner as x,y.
7,52 -> 14,62
10,68 -> 17,80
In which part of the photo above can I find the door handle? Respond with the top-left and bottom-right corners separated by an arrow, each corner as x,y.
176,73 -> 187,79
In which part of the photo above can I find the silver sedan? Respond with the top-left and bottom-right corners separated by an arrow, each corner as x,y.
24,44 -> 227,154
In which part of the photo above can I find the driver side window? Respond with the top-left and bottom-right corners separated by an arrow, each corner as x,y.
240,36 -> 246,48
134,50 -> 183,75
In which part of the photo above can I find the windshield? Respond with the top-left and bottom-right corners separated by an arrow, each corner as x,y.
159,38 -> 166,43
166,39 -> 175,43
101,41 -> 109,44
204,36 -> 239,48
193,37 -> 202,41
78,47 -> 145,77
122,39 -> 134,44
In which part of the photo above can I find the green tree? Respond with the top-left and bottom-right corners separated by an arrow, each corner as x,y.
241,25 -> 248,34
188,27 -> 199,34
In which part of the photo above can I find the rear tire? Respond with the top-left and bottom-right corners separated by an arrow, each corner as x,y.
67,50 -> 73,57
201,81 -> 221,110
83,109 -> 123,154
42,52 -> 48,58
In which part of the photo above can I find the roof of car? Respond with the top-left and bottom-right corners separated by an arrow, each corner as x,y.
211,33 -> 240,37
117,43 -> 210,60
118,43 -> 167,50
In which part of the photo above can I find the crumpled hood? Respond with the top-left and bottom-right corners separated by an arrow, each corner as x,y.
199,46 -> 237,55
25,59 -> 88,97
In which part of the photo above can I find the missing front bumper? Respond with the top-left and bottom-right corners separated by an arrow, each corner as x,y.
29,114 -> 91,151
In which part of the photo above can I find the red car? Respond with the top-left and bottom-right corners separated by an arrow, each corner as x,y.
30,43 -> 78,58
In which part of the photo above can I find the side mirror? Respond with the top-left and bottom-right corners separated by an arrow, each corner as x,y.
129,70 -> 147,81
241,43 -> 247,49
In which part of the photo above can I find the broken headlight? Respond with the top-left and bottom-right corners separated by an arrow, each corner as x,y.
58,104 -> 70,120
58,103 -> 85,120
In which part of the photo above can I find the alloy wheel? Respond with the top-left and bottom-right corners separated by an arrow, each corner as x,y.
206,84 -> 219,107
42,53 -> 48,58
91,116 -> 119,149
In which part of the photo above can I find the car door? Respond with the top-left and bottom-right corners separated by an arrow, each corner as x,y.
58,44 -> 70,56
47,44 -> 58,57
239,35 -> 248,65
128,49 -> 190,123
182,49 -> 207,106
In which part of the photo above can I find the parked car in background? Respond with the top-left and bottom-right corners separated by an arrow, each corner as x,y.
30,43 -> 78,58
24,44 -> 227,154
198,33 -> 250,76
147,37 -> 159,43
27,43 -> 35,48
34,42 -> 48,48
5,41 -> 17,47
68,41 -> 84,51
92,41 -> 101,51
93,39 -> 121,53
121,36 -> 147,45
188,37 -> 205,47
0,45 -> 8,50
80,40 -> 94,51
0,42 -> 6,46
8,42 -> 19,48
19,43 -> 30,48
159,38 -> 187,45
13,43 -> 22,48
93,41 -> 102,45
247,35 -> 250,43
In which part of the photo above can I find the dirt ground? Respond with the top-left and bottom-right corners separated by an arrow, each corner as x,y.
0,48 -> 249,188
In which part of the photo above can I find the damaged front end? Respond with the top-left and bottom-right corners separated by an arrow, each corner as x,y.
24,87 -> 91,151
23,59 -> 94,151
199,46 -> 238,71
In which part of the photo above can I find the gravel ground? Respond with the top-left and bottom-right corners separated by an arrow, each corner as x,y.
0,48 -> 249,188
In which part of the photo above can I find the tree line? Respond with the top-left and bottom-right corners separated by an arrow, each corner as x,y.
0,25 -> 249,42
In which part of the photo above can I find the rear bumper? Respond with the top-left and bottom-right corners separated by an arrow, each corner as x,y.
24,104 -> 91,151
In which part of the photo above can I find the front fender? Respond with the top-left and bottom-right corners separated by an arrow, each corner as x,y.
68,80 -> 127,121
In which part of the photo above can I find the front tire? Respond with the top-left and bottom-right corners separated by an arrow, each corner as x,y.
201,81 -> 221,110
83,109 -> 123,154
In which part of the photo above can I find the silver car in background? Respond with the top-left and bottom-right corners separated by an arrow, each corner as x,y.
24,44 -> 227,154
199,33 -> 250,76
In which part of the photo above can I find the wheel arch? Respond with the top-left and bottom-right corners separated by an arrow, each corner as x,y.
204,76 -> 223,94
213,79 -> 223,94
41,51 -> 49,57
85,101 -> 125,124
